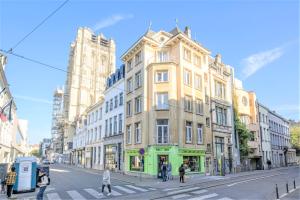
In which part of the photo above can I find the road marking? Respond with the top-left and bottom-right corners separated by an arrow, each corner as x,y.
216,198 -> 234,200
125,185 -> 148,192
148,187 -> 157,190
187,193 -> 219,200
84,188 -> 103,199
47,193 -> 62,200
111,189 -> 122,196
50,169 -> 70,173
191,190 -> 208,194
167,187 -> 200,195
114,185 -> 136,194
227,174 -> 280,187
279,186 -> 300,199
171,193 -> 192,199
163,188 -> 178,191
67,190 -> 87,200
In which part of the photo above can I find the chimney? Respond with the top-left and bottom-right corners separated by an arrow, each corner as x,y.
184,26 -> 191,38
215,53 -> 222,64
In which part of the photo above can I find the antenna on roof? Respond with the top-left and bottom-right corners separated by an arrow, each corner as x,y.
175,18 -> 179,28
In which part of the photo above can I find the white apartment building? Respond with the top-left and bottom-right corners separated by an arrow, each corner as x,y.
258,103 -> 272,169
102,65 -> 125,171
63,27 -> 116,160
268,111 -> 290,167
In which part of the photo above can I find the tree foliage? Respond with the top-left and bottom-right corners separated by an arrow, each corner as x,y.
30,149 -> 41,158
235,115 -> 251,157
290,123 -> 300,149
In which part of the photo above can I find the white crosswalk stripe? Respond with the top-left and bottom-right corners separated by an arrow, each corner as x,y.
171,193 -> 192,199
111,189 -> 122,196
191,190 -> 208,195
167,187 -> 200,195
46,193 -> 61,200
148,187 -> 157,190
114,185 -> 136,194
67,190 -> 87,200
84,188 -> 103,199
187,193 -> 219,200
125,185 -> 149,192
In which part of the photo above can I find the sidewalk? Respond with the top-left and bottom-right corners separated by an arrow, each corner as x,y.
62,164 -> 299,189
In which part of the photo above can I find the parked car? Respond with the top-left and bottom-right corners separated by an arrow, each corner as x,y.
42,159 -> 50,165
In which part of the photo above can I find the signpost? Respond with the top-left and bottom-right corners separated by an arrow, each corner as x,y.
139,148 -> 144,181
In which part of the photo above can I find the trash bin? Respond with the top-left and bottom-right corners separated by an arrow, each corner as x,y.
13,157 -> 37,193
36,165 -> 50,187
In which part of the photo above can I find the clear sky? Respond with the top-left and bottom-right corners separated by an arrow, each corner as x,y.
0,0 -> 299,144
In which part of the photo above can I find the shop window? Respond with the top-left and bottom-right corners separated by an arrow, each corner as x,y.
183,156 -> 200,172
130,156 -> 144,171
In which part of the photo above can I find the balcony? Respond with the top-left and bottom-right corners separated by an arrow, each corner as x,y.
247,123 -> 258,131
248,141 -> 259,149
146,55 -> 177,66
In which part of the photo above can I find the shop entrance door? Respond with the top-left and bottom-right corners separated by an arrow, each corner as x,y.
157,155 -> 168,178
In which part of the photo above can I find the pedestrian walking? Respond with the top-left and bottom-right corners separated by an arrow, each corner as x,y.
179,164 -> 185,183
167,162 -> 172,180
36,169 -> 49,200
102,167 -> 111,196
161,162 -> 167,182
5,166 -> 17,198
267,160 -> 272,170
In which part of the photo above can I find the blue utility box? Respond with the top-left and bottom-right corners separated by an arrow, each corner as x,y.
13,157 -> 37,193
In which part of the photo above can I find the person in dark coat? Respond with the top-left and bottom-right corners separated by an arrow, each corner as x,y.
161,162 -> 167,182
179,164 -> 185,183
5,166 -> 17,198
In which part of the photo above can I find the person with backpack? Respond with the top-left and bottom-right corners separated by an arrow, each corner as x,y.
179,164 -> 185,183
36,169 -> 49,200
5,166 -> 17,198
102,167 -> 111,196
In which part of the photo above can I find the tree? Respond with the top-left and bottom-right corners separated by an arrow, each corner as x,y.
235,116 -> 251,157
30,149 -> 41,158
290,123 -> 300,150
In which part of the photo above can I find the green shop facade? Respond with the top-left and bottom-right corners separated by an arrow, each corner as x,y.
125,146 -> 205,177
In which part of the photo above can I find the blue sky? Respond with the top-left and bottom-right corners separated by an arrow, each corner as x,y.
0,0 -> 299,144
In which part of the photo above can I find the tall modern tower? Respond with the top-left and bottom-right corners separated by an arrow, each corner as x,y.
63,27 -> 116,159
51,87 -> 64,154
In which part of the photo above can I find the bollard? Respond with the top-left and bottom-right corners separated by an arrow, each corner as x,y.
286,182 -> 289,193
294,179 -> 296,189
276,184 -> 279,199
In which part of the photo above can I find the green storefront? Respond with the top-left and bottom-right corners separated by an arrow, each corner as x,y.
125,146 -> 205,177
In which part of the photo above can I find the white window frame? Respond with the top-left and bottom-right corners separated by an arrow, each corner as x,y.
127,78 -> 133,93
195,74 -> 202,90
186,121 -> 192,143
197,124 -> 203,144
156,119 -> 169,144
184,96 -> 193,112
155,71 -> 168,83
126,125 -> 131,144
157,51 -> 169,62
135,51 -> 142,65
183,48 -> 191,61
156,92 -> 169,110
126,101 -> 132,117
135,71 -> 142,89
184,69 -> 191,85
135,122 -> 141,144
135,96 -> 142,113
196,99 -> 204,115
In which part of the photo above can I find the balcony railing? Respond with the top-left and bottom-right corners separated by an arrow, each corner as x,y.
146,55 -> 177,66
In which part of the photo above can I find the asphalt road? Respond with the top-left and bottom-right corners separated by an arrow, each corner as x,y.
7,164 -> 300,200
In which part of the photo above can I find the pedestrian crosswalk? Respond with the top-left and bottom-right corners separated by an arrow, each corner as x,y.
42,184 -> 156,200
167,188 -> 234,200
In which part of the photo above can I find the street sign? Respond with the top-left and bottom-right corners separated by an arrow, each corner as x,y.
139,148 -> 144,155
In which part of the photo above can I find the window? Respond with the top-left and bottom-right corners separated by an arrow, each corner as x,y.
135,96 -> 142,113
126,125 -> 131,144
197,124 -> 203,144
156,93 -> 169,110
114,96 -> 118,108
127,78 -> 133,93
195,74 -> 202,90
99,126 -> 102,139
113,116 -> 117,134
183,156 -> 200,172
215,80 -> 226,99
95,111 -> 98,122
194,54 -> 201,66
105,120 -> 108,137
88,115 -> 90,125
186,121 -> 192,143
119,92 -> 123,106
105,102 -> 109,113
158,51 -> 168,62
110,99 -> 113,111
184,96 -> 193,112
206,117 -> 210,127
135,122 -> 141,143
91,113 -> 94,124
216,106 -> 227,126
196,99 -> 204,115
184,69 -> 191,85
99,108 -> 102,120
157,119 -> 169,144
127,59 -> 132,71
183,48 -> 191,61
156,71 -> 168,82
130,156 -> 144,171
126,101 -> 132,117
118,114 -> 122,133
94,128 -> 97,141
242,96 -> 248,106
135,71 -> 142,89
135,51 -> 142,65
109,118 -> 112,136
